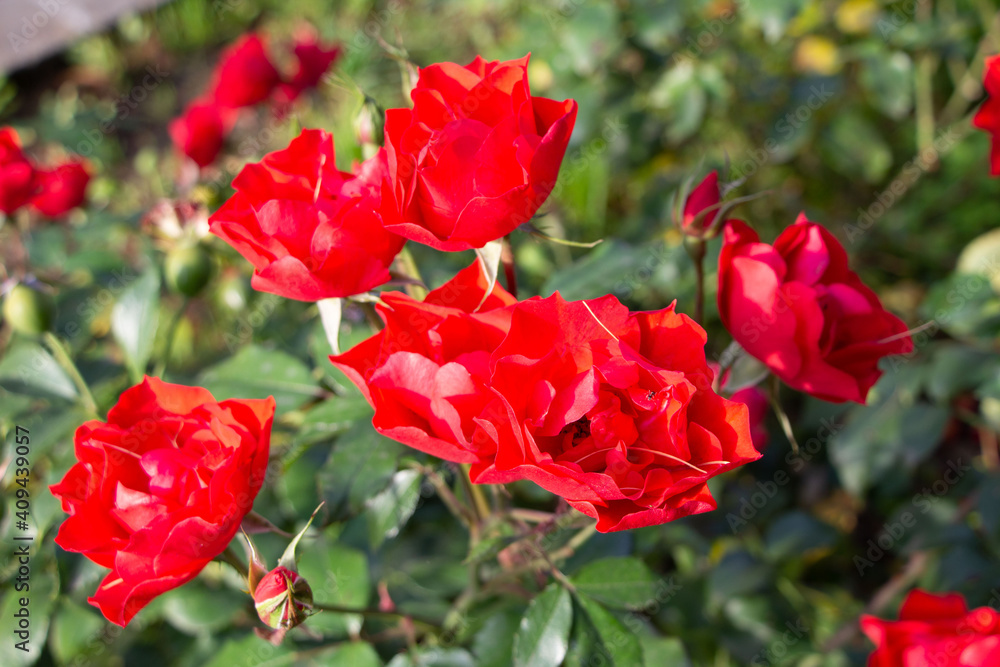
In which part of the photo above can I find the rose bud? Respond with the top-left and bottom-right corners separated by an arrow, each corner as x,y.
379,54 -> 577,251
253,566 -> 314,630
680,170 -> 720,235
275,35 -> 340,106
3,284 -> 56,335
208,33 -> 281,109
30,161 -> 90,218
0,127 -> 38,215
717,216 -> 912,403
169,100 -> 232,168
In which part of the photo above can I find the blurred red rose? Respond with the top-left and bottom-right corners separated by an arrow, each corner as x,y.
973,55 -> 1000,176
682,170 -> 720,234
717,216 -> 912,404
330,261 -> 519,463
169,100 -> 233,168
861,589 -> 1000,666
209,128 -> 405,301
49,377 -> 275,626
0,127 -> 37,215
209,33 -> 281,109
275,35 -> 340,105
380,54 -> 577,251
30,161 -> 90,217
333,264 -> 760,532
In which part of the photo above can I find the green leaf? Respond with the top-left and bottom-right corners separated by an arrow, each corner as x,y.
365,469 -> 422,549
472,609 -> 522,667
48,600 -> 105,664
641,637 -> 691,667
318,423 -> 403,518
296,395 -> 374,447
202,635 -> 296,667
574,593 -> 644,666
321,642 -> 382,667
386,648 -> 477,667
297,539 -> 370,638
512,584 -> 573,667
197,344 -> 317,414
860,52 -> 913,119
570,557 -> 657,610
0,340 -> 78,401
111,268 -> 160,381
161,582 -> 247,636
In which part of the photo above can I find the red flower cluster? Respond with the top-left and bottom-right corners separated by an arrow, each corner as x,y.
332,263 -> 760,532
209,129 -> 404,301
49,378 -> 275,626
717,215 -> 912,403
170,31 -> 339,167
974,55 -> 1000,176
0,127 -> 90,218
862,590 -> 1000,666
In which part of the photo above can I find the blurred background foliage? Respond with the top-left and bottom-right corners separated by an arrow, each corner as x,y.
3,0 -> 1000,665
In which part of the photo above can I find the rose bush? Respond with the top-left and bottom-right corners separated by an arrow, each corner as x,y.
209,128 -> 404,300
49,377 -> 275,626
379,54 -> 577,251
718,215 -> 913,403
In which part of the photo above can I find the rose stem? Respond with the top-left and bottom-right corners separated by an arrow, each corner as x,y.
43,331 -> 100,417
687,238 -> 706,325
501,234 -> 518,298
153,296 -> 189,378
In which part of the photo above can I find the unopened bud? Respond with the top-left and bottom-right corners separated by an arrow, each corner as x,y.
253,566 -> 314,630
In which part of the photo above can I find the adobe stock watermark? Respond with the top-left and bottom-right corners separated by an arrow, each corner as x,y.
854,458 -> 971,575
750,618 -> 810,666
7,0 -> 72,54
731,84 -> 836,180
844,126 -> 962,244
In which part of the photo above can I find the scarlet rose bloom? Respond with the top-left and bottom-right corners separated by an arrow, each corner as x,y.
0,127 -> 37,215
49,377 -> 275,626
973,55 -> 1000,176
718,216 -> 912,404
209,128 -> 405,301
169,100 -> 232,168
861,589 -> 1000,666
276,36 -> 340,104
30,161 -> 90,217
331,261 -> 519,463
682,170 -> 720,233
380,54 -> 577,251
333,264 -> 760,532
209,33 -> 281,109
254,566 -> 314,630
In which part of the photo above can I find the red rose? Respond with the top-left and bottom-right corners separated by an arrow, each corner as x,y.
49,377 -> 275,626
973,55 -> 1000,176
209,33 -> 281,109
275,35 -> 340,105
730,386 -> 769,451
469,294 -> 760,532
717,216 -> 912,404
0,127 -> 37,215
169,100 -> 233,168
210,128 -> 405,301
861,590 -> 1000,666
30,161 -> 90,217
330,261 -> 519,463
682,170 -> 720,234
380,54 -> 577,251
333,264 -> 760,532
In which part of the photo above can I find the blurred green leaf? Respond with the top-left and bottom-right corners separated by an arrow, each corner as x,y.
319,422 -> 403,519
198,345 -> 317,413
365,469 -> 423,549
574,593 -> 644,666
0,340 -> 78,401
111,268 -> 160,381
